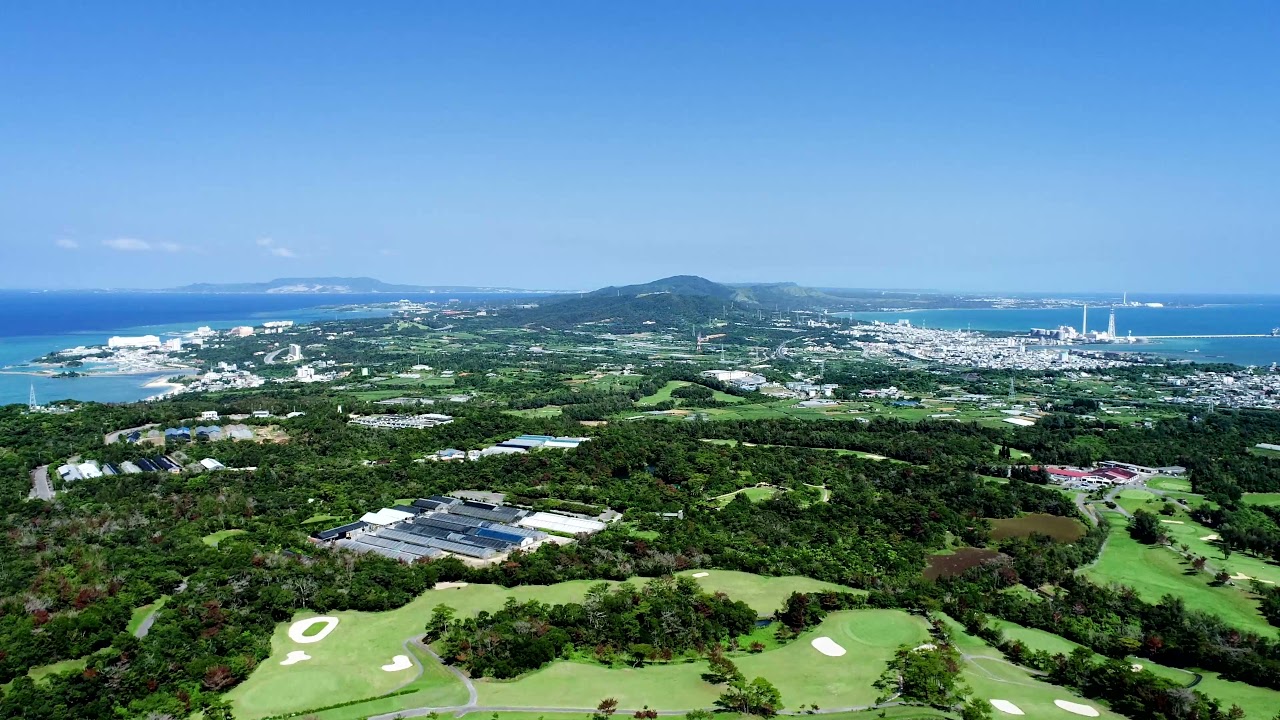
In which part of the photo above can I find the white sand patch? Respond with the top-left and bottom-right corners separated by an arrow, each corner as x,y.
863,453 -> 888,460
1228,572 -> 1276,585
913,643 -> 938,651
1160,520 -> 1185,525
434,581 -> 469,590
692,572 -> 709,578
990,699 -> 1024,715
1054,699 -> 1100,717
1200,534 -> 1220,541
280,651 -> 311,666
1130,663 -> 1143,672
289,616 -> 339,644
810,636 -> 846,657
381,654 -> 413,672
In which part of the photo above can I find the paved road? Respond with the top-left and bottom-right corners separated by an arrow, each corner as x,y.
104,423 -> 157,445
28,465 -> 53,501
1072,492 -> 1098,526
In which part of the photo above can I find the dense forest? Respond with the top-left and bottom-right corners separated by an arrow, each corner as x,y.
4,374 -> 1280,718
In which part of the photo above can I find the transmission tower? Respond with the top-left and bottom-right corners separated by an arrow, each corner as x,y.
28,383 -> 37,411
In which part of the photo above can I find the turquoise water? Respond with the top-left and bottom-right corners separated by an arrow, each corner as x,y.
845,304 -> 1280,367
0,303 -> 396,406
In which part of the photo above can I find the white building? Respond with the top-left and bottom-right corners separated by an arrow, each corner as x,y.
108,335 -> 161,349
200,410 -> 220,420
163,338 -> 182,351
228,326 -> 255,337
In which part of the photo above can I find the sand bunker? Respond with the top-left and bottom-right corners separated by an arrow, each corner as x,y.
913,643 -> 938,651
280,651 -> 311,666
989,699 -> 1024,715
434,581 -> 469,590
1054,700 -> 1100,717
1200,534 -> 1220,541
810,636 -> 846,657
289,616 -> 339,644
692,572 -> 709,578
381,655 -> 413,672
1130,663 -> 1143,672
1160,520 -> 1185,525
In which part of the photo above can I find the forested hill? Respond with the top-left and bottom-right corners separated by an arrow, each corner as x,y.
510,291 -> 726,329
516,275 -> 847,329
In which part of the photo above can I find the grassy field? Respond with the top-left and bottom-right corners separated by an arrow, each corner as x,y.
1085,522 -> 1275,637
228,571 -> 856,718
991,619 -> 1087,656
1242,492 -> 1280,507
638,381 -> 743,406
202,529 -> 247,547
712,485 -> 779,507
127,596 -> 167,635
476,609 -> 930,711
939,616 -> 1126,720
1147,476 -> 1193,492
1191,671 -> 1280,719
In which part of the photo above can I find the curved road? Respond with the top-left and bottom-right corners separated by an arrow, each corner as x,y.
28,465 -> 53,501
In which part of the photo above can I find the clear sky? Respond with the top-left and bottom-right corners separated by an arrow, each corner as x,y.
2,2 -> 1277,293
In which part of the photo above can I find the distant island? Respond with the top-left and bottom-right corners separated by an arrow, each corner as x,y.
165,277 -> 559,294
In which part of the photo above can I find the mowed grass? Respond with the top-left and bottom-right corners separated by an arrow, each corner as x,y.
202,529 -> 247,547
991,619 -> 1086,656
940,616 -> 1126,720
476,609 -> 930,711
1242,492 -> 1280,508
229,572 -> 856,718
1151,504 -> 1280,586
675,569 -> 859,614
127,596 -> 167,635
637,381 -> 743,406
1148,476 -> 1193,492
1085,523 -> 1275,637
1192,671 -> 1280,719
712,486 -> 779,507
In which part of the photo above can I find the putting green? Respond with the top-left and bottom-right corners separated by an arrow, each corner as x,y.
1115,489 -> 1156,501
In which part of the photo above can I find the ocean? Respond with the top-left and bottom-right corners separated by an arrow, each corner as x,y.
0,291 -> 538,406
847,299 -> 1280,367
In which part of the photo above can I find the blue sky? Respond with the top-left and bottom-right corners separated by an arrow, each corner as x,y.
2,2 -> 1277,293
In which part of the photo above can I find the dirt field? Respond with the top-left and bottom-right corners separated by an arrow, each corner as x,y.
989,513 -> 1087,543
924,547 -> 1004,580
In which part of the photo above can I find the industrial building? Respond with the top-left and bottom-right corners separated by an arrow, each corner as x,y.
349,413 -> 454,430
108,335 -> 161,349
312,495 -> 608,564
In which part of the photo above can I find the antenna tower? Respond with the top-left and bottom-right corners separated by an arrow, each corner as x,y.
28,383 -> 37,411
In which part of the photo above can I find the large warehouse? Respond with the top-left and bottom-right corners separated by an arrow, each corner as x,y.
311,495 -> 609,564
